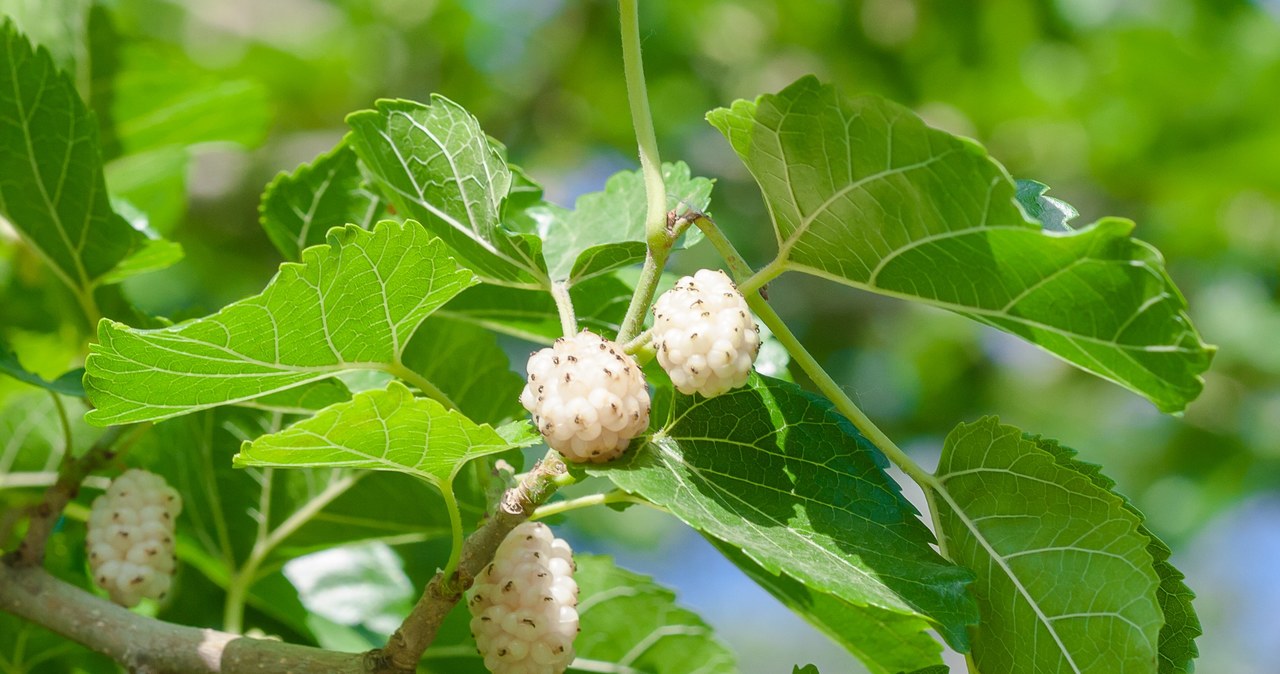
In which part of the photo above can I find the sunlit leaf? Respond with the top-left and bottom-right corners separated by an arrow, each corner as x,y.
932,418 -> 1162,673
708,76 -> 1214,412
84,220 -> 477,425
233,382 -> 537,487
347,96 -> 548,288
1030,434 -> 1201,674
591,374 -> 977,650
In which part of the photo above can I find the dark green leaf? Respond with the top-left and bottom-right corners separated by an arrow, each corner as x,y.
260,142 -> 386,262
932,418 -> 1162,673
84,220 -> 478,425
591,374 -> 977,649
713,539 -> 945,674
233,382 -> 537,487
707,76 -> 1214,413
347,96 -> 548,288
0,20 -> 142,302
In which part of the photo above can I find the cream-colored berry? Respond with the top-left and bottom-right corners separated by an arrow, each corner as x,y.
519,330 -> 650,463
86,469 -> 181,607
653,269 -> 760,397
468,522 -> 578,674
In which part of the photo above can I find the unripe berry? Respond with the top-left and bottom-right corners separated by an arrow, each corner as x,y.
652,269 -> 760,397
86,469 -> 182,607
468,522 -> 578,674
519,330 -> 650,463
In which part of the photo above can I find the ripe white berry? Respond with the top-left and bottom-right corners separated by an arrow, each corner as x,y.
519,330 -> 650,463
86,469 -> 182,608
652,269 -> 760,397
468,522 -> 578,674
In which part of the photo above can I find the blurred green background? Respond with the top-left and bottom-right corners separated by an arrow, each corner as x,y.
1,0 -> 1278,671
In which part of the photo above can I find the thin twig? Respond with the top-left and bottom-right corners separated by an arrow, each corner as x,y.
5,424 -> 128,567
367,451 -> 568,673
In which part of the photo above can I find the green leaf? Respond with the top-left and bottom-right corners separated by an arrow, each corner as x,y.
260,142 -> 387,262
591,374 -> 977,650
233,382 -> 537,487
932,418 -> 1162,673
0,337 -> 85,397
347,96 -> 548,288
1015,179 -> 1077,232
0,20 -> 142,301
1030,435 -> 1201,674
712,539 -> 945,674
520,161 -> 713,284
106,42 -> 270,155
401,316 -> 523,424
707,76 -> 1214,413
793,667 -> 820,674
83,220 -> 477,425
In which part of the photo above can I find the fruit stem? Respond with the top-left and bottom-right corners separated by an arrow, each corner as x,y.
551,280 -> 577,336
530,489 -> 661,520
440,486 -> 465,580
618,0 -> 667,251
693,216 -> 941,492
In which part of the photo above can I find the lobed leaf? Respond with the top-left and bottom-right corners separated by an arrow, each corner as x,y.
0,20 -> 141,296
260,142 -> 386,262
233,381 -> 537,487
707,76 -> 1214,412
932,417 -> 1163,673
84,220 -> 477,425
347,96 -> 547,288
590,374 -> 977,651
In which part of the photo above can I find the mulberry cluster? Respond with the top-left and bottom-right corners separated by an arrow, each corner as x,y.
652,269 -> 760,397
519,330 -> 650,463
468,522 -> 579,674
86,469 -> 182,607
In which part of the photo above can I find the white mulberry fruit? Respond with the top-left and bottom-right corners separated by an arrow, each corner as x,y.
519,330 -> 650,463
468,522 -> 578,674
652,269 -> 760,397
86,469 -> 182,607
